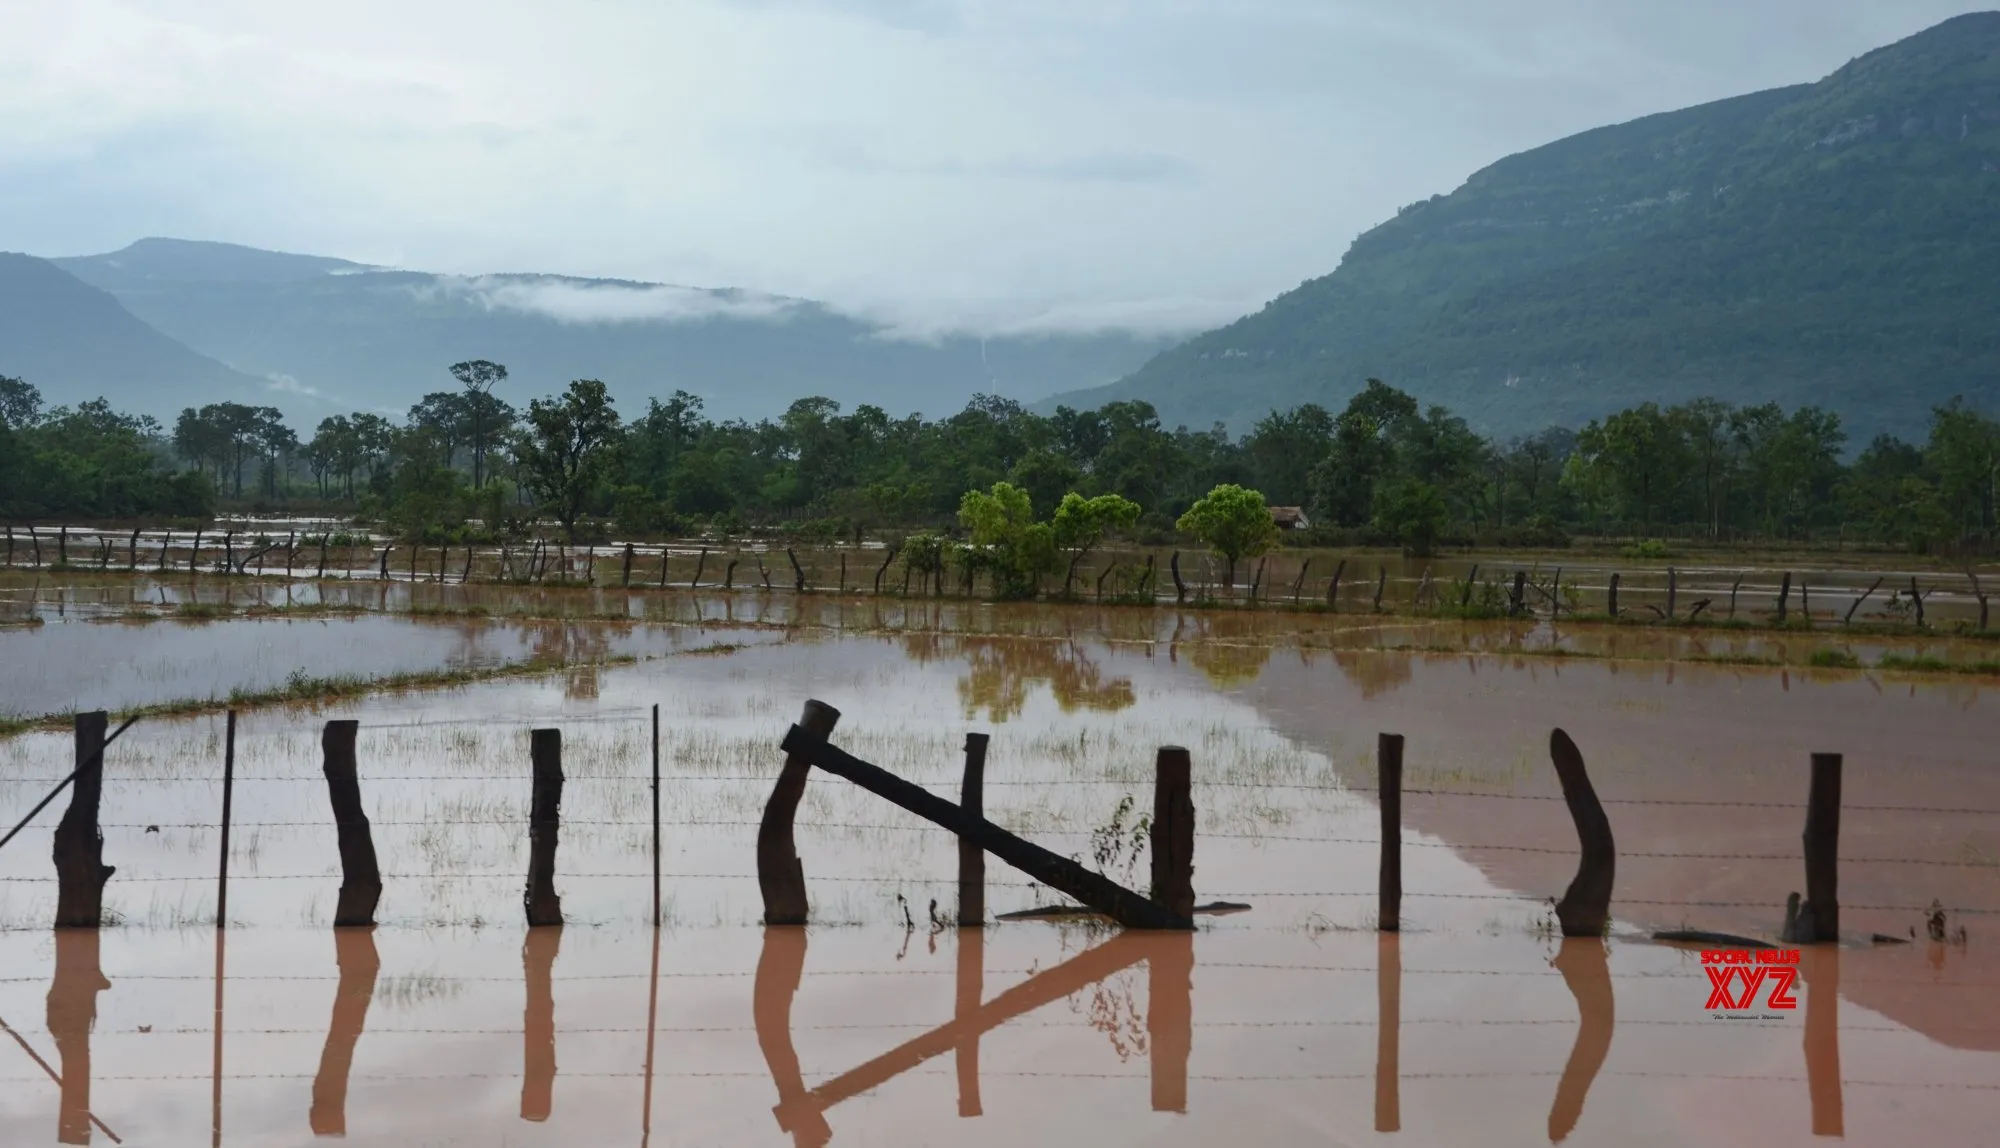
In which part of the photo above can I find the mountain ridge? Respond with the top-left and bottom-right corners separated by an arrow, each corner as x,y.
1044,12 -> 2000,443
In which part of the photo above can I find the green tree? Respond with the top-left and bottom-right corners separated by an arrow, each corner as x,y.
1371,477 -> 1449,557
1243,404 -> 1334,507
518,379 -> 622,540
958,481 -> 1056,599
449,359 -> 514,489
0,375 -> 42,429
1050,491 -> 1141,592
1175,483 -> 1279,590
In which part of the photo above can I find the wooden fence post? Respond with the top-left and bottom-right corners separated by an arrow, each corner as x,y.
959,733 -> 989,926
1908,577 -> 1926,626
652,703 -> 662,928
377,548 -> 389,580
1509,571 -> 1528,616
788,548 -> 806,593
758,701 -> 842,925
1666,568 -> 1677,620
622,543 -> 635,587
659,549 -> 671,588
53,712 -> 114,928
4,524 -> 11,567
1776,572 -> 1793,623
1728,573 -> 1744,619
1170,552 -> 1187,603
1150,746 -> 1194,920
1548,729 -> 1614,937
1372,566 -> 1387,612
128,527 -> 141,570
724,558 -> 739,590
1845,577 -> 1882,625
57,525 -> 67,566
838,552 -> 847,593
28,523 -> 42,567
1378,733 -> 1403,932
1800,753 -> 1841,943
318,535 -> 330,579
1327,558 -> 1346,610
217,710 -> 236,929
525,729 -> 565,927
321,720 -> 382,927
691,547 -> 708,588
1607,572 -> 1620,618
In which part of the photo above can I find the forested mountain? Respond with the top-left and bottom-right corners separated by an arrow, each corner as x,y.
0,253 -> 266,411
41,239 -> 1177,425
1050,12 -> 2000,444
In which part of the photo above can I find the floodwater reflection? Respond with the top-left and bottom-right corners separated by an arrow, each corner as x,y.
1549,938 -> 1614,1144
309,927 -> 380,1137
48,930 -> 110,1146
522,926 -> 562,1123
1802,944 -> 1843,1137
754,926 -> 1193,1146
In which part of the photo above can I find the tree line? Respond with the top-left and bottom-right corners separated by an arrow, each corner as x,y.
3,364 -> 1996,556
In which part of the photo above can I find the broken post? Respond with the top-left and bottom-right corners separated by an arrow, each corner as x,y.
1151,747 -> 1194,921
758,701 -> 842,925
959,733 -> 988,927
1378,733 -> 1403,932
525,730 -> 565,927
1548,729 -> 1614,937
53,712 -> 115,929
1776,572 -> 1793,623
321,720 -> 382,927
780,720 -> 1187,929
1800,753 -> 1841,943
1844,576 -> 1883,625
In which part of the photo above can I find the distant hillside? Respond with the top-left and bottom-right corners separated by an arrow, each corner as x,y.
1049,12 -> 2000,443
0,253 -> 265,415
50,239 -> 1179,425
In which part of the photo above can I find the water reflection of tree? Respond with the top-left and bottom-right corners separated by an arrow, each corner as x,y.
1330,649 -> 1415,698
529,622 -> 617,701
1186,642 -> 1273,688
898,635 -> 1135,721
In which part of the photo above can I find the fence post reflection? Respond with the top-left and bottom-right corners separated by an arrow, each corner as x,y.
521,926 -> 562,1123
1548,937 -> 1613,1144
310,927 -> 381,1137
1148,932 -> 1192,1114
48,929 -> 110,1146
1375,933 -> 1400,1133
954,928 -> 982,1118
1801,944 -> 1843,1137
753,926 -> 831,1148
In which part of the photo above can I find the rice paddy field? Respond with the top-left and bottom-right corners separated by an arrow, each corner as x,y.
0,570 -> 1995,1146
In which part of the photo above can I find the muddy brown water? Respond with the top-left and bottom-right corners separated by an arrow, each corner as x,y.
0,608 -> 1994,1144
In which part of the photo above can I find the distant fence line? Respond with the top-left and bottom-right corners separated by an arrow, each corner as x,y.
3,523 -> 1994,630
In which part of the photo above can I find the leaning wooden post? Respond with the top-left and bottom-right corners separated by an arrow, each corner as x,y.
1150,746 -> 1195,922
216,710 -> 237,929
525,730 -> 565,927
958,733 -> 989,926
1170,551 -> 1187,603
53,712 -> 115,928
787,547 -> 806,593
321,720 -> 382,927
1378,733 -> 1403,932
28,523 -> 42,567
1776,572 -> 1793,623
1800,753 -> 1841,944
691,547 -> 708,588
128,527 -> 141,570
1372,566 -> 1387,612
1548,728 -> 1614,937
1327,557 -> 1346,610
758,701 -> 842,925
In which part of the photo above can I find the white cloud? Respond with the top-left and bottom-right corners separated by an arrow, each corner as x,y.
420,275 -> 804,325
263,373 -> 322,398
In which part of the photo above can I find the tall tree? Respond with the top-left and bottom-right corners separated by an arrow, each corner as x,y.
449,359 -> 513,489
517,379 -> 622,539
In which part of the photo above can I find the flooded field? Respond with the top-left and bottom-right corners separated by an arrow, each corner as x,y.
0,592 -> 1994,1144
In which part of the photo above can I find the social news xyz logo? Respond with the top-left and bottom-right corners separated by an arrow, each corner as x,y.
1701,949 -> 1800,1015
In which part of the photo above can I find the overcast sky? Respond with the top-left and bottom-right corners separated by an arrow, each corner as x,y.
1,0 -> 1991,338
